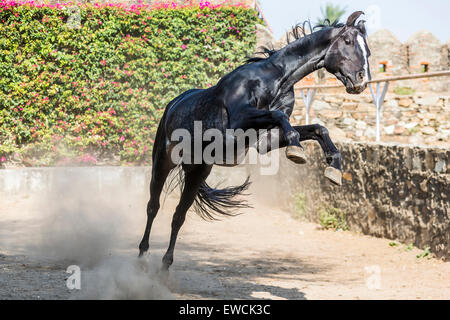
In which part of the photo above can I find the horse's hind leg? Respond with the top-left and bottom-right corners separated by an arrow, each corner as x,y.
161,164 -> 212,271
138,149 -> 174,257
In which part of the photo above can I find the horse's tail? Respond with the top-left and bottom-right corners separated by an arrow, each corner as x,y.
193,177 -> 252,221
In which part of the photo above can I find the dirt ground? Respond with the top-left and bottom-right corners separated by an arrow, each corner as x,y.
0,183 -> 449,300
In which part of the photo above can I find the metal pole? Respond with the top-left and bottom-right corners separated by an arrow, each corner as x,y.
375,83 -> 381,142
376,104 -> 381,142
369,82 -> 389,142
305,89 -> 310,125
301,88 -> 316,125
301,89 -> 308,124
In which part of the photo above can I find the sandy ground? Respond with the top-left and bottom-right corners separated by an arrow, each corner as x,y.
0,183 -> 449,300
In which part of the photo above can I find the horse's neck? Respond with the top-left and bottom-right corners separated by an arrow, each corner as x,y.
269,28 -> 334,92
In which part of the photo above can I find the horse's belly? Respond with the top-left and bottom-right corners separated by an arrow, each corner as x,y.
206,135 -> 250,166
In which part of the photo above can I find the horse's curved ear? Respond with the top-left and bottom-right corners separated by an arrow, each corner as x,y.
346,11 -> 365,26
356,20 -> 367,35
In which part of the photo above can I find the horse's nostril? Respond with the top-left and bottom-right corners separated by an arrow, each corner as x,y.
357,71 -> 364,81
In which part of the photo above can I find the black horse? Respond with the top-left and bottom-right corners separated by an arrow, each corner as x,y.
139,11 -> 371,271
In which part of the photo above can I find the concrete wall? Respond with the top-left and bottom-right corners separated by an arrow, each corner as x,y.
0,167 -> 152,197
250,142 -> 449,260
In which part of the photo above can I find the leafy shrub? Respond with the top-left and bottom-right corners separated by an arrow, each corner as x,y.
293,192 -> 307,219
319,207 -> 348,231
0,1 -> 260,166
394,86 -> 415,95
416,247 -> 431,259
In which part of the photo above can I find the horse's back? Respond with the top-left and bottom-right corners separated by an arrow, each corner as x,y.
165,88 -> 203,114
164,87 -> 227,135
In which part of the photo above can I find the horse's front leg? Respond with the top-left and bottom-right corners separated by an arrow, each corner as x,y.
293,124 -> 342,185
256,124 -> 343,185
230,105 -> 307,164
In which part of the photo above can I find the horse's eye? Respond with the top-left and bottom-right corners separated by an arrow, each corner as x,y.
345,38 -> 351,45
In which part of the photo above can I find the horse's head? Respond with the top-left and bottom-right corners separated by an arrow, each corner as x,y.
323,11 -> 371,94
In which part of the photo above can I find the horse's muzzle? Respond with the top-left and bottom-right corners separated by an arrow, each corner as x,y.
345,82 -> 367,94
345,72 -> 367,94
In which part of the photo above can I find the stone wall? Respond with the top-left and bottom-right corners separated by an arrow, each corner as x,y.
291,92 -> 450,148
403,30 -> 449,92
368,29 -> 407,76
250,142 -> 449,260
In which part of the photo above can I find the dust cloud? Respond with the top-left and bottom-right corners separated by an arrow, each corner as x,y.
17,169 -> 174,299
72,256 -> 173,299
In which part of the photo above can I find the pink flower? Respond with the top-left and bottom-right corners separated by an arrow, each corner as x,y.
0,156 -> 5,163
119,136 -> 125,142
100,59 -> 106,66
199,1 -> 211,9
181,44 -> 187,50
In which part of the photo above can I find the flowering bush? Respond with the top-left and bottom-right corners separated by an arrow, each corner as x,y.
0,1 -> 260,166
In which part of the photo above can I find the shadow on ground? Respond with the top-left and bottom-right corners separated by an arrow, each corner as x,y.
159,241 -> 333,300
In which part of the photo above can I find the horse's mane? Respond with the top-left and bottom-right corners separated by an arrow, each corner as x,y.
246,19 -> 344,63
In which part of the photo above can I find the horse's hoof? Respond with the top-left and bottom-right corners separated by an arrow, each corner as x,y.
285,146 -> 307,164
138,249 -> 147,258
324,166 -> 342,186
